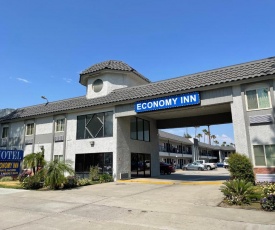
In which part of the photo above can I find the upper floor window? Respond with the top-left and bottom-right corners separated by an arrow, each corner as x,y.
246,88 -> 271,110
76,111 -> 113,139
130,117 -> 150,142
26,123 -> 34,135
55,119 -> 65,132
1,127 -> 9,138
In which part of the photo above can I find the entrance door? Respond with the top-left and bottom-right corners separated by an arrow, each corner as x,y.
131,153 -> 151,178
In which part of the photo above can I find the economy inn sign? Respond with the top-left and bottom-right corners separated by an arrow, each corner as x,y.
135,92 -> 200,113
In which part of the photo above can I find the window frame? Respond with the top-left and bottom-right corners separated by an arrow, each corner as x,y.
130,117 -> 150,142
253,144 -> 275,167
1,126 -> 9,139
55,118 -> 65,132
26,123 -> 34,136
76,111 -> 113,140
245,87 -> 271,111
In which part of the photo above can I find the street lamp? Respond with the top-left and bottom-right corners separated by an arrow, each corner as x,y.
41,96 -> 49,105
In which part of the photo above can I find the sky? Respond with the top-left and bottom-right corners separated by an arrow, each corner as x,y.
1,0 -> 275,145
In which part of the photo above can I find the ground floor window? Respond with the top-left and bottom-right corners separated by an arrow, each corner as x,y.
131,153 -> 151,178
75,152 -> 113,177
253,145 -> 275,167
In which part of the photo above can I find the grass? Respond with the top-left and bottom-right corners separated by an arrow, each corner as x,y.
0,180 -> 22,189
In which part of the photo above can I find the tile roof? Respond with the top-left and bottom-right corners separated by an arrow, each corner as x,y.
80,60 -> 151,83
158,130 -> 193,145
1,57 -> 275,122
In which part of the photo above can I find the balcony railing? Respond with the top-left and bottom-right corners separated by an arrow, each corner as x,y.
159,145 -> 192,155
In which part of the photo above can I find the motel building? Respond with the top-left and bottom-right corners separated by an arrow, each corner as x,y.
0,57 -> 275,181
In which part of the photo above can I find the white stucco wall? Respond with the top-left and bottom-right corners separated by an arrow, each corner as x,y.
65,107 -> 116,169
86,73 -> 147,99
230,85 -> 250,156
35,117 -> 53,134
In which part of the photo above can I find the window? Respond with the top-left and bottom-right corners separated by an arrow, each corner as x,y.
1,127 -> 9,138
246,88 -> 271,110
26,123 -> 34,135
54,155 -> 64,162
75,152 -> 112,174
55,119 -> 65,132
253,145 -> 275,167
92,79 -> 103,93
130,117 -> 150,142
76,111 -> 113,139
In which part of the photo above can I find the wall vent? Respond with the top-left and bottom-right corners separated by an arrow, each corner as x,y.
249,114 -> 273,125
25,139 -> 33,145
120,173 -> 129,180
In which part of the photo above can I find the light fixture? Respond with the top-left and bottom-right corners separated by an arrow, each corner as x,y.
41,96 -> 49,105
90,141 -> 95,147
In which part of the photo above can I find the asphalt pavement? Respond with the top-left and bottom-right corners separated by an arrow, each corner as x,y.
0,168 -> 274,230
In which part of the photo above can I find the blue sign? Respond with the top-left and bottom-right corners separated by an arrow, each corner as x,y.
135,92 -> 200,113
0,150 -> 24,162
0,161 -> 21,176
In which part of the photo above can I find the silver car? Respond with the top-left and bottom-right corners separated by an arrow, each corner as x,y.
182,162 -> 205,171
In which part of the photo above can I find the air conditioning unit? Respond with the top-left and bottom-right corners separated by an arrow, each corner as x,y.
0,138 -> 7,147
25,139 -> 33,145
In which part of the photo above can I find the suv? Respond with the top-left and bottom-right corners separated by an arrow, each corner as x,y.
160,162 -> 175,175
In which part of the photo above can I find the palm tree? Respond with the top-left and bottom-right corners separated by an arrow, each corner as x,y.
184,133 -> 192,138
194,126 -> 200,138
221,141 -> 227,146
230,143 -> 235,147
210,135 -> 216,145
196,133 -> 202,141
202,129 -> 208,143
214,140 -> 219,145
23,152 -> 46,175
44,160 -> 75,189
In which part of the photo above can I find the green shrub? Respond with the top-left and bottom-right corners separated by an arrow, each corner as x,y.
220,179 -> 260,205
0,176 -> 13,182
89,166 -> 100,181
99,173 -> 113,183
22,173 -> 44,190
63,176 -> 78,189
227,153 -> 255,184
77,178 -> 91,186
259,182 -> 275,211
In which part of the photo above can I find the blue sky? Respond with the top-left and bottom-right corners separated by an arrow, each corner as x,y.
1,0 -> 275,145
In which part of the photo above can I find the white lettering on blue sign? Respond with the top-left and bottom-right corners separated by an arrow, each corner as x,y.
0,150 -> 24,161
135,92 -> 200,113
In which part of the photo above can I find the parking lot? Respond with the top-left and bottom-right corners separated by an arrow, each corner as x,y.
0,168 -> 274,230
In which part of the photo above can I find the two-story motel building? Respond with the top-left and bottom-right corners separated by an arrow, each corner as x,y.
1,57 -> 275,181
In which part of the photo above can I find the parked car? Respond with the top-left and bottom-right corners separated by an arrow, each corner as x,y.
160,162 -> 175,175
195,160 -> 217,170
182,162 -> 205,171
216,162 -> 224,167
223,157 -> 229,169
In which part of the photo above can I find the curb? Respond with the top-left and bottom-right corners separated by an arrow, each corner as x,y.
117,179 -> 225,185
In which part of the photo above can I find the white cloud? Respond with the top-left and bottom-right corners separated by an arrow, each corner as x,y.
16,78 -> 31,83
63,78 -> 72,83
216,134 -> 234,144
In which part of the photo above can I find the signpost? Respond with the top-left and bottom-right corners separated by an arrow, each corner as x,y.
0,150 -> 24,177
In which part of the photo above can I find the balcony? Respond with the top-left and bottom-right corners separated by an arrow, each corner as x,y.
159,145 -> 192,156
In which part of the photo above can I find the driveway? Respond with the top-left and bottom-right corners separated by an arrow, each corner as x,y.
0,169 -> 274,230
